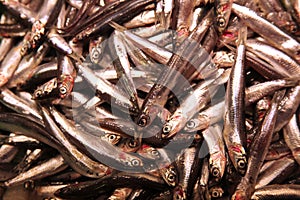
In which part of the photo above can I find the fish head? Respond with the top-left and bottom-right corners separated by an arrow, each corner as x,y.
58,75 -> 74,99
161,113 -> 184,139
33,78 -> 59,100
215,1 -> 233,34
138,144 -> 160,160
228,143 -> 247,175
102,133 -> 122,145
160,165 -> 177,187
209,186 -> 224,198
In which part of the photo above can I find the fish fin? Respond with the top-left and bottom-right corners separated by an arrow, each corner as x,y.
109,21 -> 127,32
219,40 -> 236,52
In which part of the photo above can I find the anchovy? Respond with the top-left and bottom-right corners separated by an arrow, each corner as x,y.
255,156 -> 296,189
3,155 -> 67,187
283,114 -> 300,165
232,90 -> 286,200
252,184 -> 300,199
232,3 -> 300,64
223,26 -> 247,175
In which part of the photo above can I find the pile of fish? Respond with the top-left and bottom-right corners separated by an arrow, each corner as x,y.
0,0 -> 300,199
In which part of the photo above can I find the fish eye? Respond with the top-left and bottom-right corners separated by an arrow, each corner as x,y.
237,159 -> 246,169
59,86 -> 67,95
92,49 -> 100,60
186,120 -> 196,129
131,159 -> 140,166
212,167 -> 220,178
211,190 -> 220,198
125,161 -> 131,166
137,115 -> 149,127
162,124 -> 172,134
167,173 -> 175,182
34,90 -> 43,97
128,139 -> 138,148
151,150 -> 159,157
217,16 -> 226,28
108,134 -> 116,141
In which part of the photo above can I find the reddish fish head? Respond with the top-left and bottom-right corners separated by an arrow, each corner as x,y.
228,144 -> 247,175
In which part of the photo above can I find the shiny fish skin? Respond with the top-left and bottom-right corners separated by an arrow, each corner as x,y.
41,107 -> 113,178
232,90 -> 286,200
3,155 -> 67,187
283,114 -> 300,165
255,156 -> 296,189
7,43 -> 49,88
232,3 -> 300,64
0,88 -> 42,121
214,0 -> 233,34
0,144 -> 18,164
110,22 -> 172,65
174,143 -> 202,200
175,0 -> 196,41
55,172 -> 166,199
136,11 -> 213,127
0,40 -> 23,87
275,85 -> 300,132
203,124 -> 226,182
1,0 -> 300,199
110,31 -> 140,111
246,39 -> 300,77
13,148 -> 43,173
251,184 -> 300,200
50,107 -> 148,172
184,99 -> 225,132
222,26 -> 247,175
245,78 -> 299,106
161,77 -> 219,139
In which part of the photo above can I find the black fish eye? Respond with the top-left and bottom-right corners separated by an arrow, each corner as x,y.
59,86 -> 67,94
212,190 -> 220,198
175,194 -> 183,200
212,167 -> 220,177
237,159 -> 246,169
167,173 -> 175,181
137,115 -> 149,127
131,159 -> 140,166
34,90 -> 42,97
92,49 -> 100,59
217,16 -> 226,27
108,134 -> 116,141
162,124 -> 172,134
128,140 -> 137,148
125,161 -> 130,166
